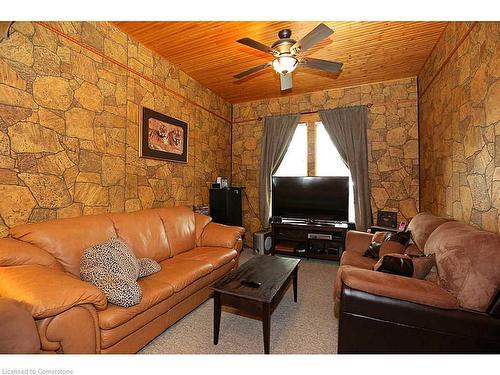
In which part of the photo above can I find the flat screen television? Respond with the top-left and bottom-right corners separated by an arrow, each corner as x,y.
272,176 -> 349,222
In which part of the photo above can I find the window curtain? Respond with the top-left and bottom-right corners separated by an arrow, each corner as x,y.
259,113 -> 300,228
319,106 -> 372,231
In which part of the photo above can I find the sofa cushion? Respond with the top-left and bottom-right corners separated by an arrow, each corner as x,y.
407,212 -> 450,253
194,213 -> 212,246
97,278 -> 174,330
152,258 -> 213,292
345,230 -> 374,254
156,206 -> 196,256
425,221 -> 500,312
175,247 -> 238,269
341,250 -> 378,269
108,209 -> 171,262
99,259 -> 237,349
10,215 -> 117,276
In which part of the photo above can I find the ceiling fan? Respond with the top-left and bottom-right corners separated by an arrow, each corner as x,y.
233,23 -> 343,91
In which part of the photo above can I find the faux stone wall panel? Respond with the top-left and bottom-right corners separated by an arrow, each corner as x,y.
419,22 -> 500,233
232,77 -> 419,245
0,21 -> 231,237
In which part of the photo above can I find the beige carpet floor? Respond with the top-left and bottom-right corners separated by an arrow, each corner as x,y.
140,249 -> 339,354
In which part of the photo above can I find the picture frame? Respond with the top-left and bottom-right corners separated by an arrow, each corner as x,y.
376,210 -> 397,228
139,106 -> 188,163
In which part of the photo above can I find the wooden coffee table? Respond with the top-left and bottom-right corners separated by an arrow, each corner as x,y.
211,255 -> 300,354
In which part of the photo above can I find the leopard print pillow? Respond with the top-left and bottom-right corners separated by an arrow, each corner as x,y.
138,258 -> 161,278
81,267 -> 142,307
80,238 -> 142,307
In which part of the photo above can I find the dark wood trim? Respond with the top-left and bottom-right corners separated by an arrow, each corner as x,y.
0,22 -> 14,42
417,75 -> 422,213
419,22 -> 478,99
34,21 -> 232,125
233,99 -> 423,124
419,21 -> 449,76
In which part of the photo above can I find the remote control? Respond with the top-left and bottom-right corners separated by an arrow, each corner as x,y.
241,280 -> 261,288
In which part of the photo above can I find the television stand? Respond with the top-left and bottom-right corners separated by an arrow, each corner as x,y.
271,220 -> 347,261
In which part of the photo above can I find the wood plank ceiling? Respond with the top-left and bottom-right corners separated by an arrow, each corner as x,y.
113,21 -> 448,103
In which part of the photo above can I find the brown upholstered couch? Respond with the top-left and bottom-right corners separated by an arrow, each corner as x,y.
0,206 -> 245,354
334,212 -> 500,353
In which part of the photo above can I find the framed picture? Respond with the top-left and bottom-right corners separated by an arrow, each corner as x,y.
139,107 -> 188,163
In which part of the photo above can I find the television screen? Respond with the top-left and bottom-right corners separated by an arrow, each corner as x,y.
272,176 -> 349,222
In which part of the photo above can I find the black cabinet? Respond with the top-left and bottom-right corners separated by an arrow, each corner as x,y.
209,187 -> 243,226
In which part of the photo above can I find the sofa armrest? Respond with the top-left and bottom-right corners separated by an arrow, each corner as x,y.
0,265 -> 107,319
0,238 -> 62,270
341,267 -> 458,309
345,230 -> 373,254
0,297 -> 40,353
200,222 -> 245,249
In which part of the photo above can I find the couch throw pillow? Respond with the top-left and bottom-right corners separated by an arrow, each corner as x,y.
80,238 -> 142,307
374,253 -> 436,279
379,241 -> 407,258
385,230 -> 412,245
363,231 -> 389,259
138,258 -> 161,278
364,231 -> 411,259
404,242 -> 425,258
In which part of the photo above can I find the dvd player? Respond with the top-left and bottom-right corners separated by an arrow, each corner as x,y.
308,233 -> 333,240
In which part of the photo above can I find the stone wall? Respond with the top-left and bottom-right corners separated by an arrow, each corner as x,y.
419,22 -> 500,233
232,77 -> 419,245
0,21 -> 231,237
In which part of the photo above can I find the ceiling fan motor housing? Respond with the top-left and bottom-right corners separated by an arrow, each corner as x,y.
272,29 -> 296,54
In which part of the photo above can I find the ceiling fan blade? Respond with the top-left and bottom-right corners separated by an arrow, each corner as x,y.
280,73 -> 292,91
234,62 -> 272,79
301,58 -> 343,74
291,23 -> 333,54
237,38 -> 277,55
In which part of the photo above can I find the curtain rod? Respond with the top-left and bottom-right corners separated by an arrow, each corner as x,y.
233,103 -> 373,124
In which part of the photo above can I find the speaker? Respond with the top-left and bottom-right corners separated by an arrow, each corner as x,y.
253,230 -> 272,254
209,187 -> 242,226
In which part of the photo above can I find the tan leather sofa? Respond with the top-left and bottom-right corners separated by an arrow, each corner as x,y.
334,212 -> 500,353
0,206 -> 245,354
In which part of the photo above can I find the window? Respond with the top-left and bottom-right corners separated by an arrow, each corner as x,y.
315,122 -> 355,223
274,124 -> 307,177
272,121 -> 355,223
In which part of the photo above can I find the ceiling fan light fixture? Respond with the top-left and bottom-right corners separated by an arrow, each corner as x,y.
272,55 -> 298,75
